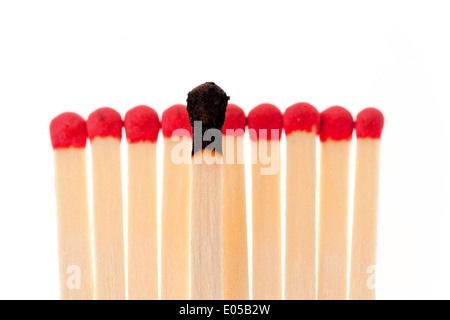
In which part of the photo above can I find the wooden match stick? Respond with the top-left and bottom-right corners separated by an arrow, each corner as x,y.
350,108 -> 384,300
222,104 -> 249,300
124,105 -> 160,300
248,104 -> 283,300
186,82 -> 229,300
317,106 -> 354,300
87,107 -> 125,300
161,104 -> 192,300
50,113 -> 94,300
283,103 -> 320,300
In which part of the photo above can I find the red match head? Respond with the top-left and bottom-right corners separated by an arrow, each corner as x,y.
223,104 -> 246,136
247,103 -> 283,141
283,102 -> 320,135
124,105 -> 160,143
355,107 -> 384,139
86,107 -> 123,141
320,106 -> 354,142
161,104 -> 192,138
50,112 -> 87,149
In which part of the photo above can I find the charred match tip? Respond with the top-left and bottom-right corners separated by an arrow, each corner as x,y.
50,112 -> 87,149
86,107 -> 123,141
161,104 -> 192,138
320,106 -> 354,142
223,104 -> 246,136
186,82 -> 229,130
186,82 -> 229,155
283,102 -> 320,135
124,105 -> 160,143
247,103 -> 283,141
355,107 -> 384,139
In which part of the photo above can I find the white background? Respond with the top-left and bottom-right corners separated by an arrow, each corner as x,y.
1,0 -> 449,300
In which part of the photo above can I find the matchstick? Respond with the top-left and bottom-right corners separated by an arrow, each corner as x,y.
317,106 -> 354,300
86,107 -> 125,300
186,82 -> 229,300
222,104 -> 249,300
161,104 -> 192,300
50,113 -> 94,300
283,103 -> 320,300
247,103 -> 283,300
124,105 -> 160,300
350,108 -> 384,300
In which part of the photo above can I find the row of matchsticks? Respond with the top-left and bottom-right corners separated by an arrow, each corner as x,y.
50,82 -> 384,300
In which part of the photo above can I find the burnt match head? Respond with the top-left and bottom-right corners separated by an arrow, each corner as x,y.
186,82 -> 229,131
186,82 -> 229,155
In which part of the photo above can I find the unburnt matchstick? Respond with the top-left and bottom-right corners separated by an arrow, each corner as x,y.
248,103 -> 283,300
86,107 -> 125,300
350,108 -> 384,300
186,82 -> 229,300
317,106 -> 354,300
161,104 -> 192,300
124,105 -> 160,300
50,113 -> 94,300
283,103 -> 320,300
222,104 -> 249,300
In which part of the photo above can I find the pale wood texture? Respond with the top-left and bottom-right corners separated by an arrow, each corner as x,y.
91,137 -> 125,300
127,141 -> 158,300
350,139 -> 381,300
318,140 -> 351,300
285,131 -> 317,300
190,150 -> 223,300
161,137 -> 191,300
54,148 -> 94,300
252,139 -> 282,300
223,135 -> 249,300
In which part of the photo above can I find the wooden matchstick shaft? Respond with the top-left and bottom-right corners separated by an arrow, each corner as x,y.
161,137 -> 191,300
190,150 -> 223,300
318,140 -> 351,300
350,139 -> 381,300
285,131 -> 317,300
91,137 -> 126,300
127,141 -> 158,300
252,139 -> 282,300
54,148 -> 94,300
223,135 -> 249,300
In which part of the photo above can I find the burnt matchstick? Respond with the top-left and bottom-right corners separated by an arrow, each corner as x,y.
317,106 -> 354,300
50,113 -> 94,300
350,108 -> 384,300
222,104 -> 249,300
186,82 -> 229,300
86,107 -> 125,300
124,105 -> 160,300
161,104 -> 192,300
248,103 -> 283,300
283,103 -> 320,300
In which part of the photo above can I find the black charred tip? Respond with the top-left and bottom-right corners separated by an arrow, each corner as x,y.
186,82 -> 229,131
